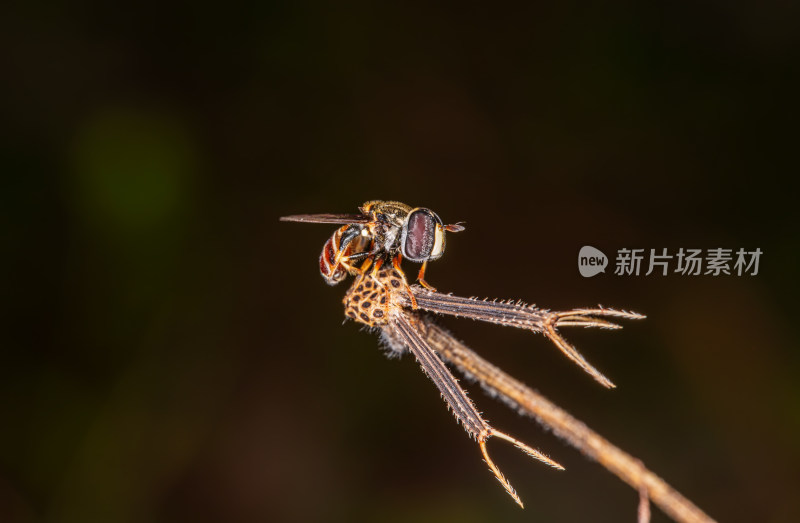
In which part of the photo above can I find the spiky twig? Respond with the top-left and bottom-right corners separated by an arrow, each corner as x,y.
417,314 -> 716,523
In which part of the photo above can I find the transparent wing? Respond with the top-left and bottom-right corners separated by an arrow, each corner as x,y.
280,213 -> 370,225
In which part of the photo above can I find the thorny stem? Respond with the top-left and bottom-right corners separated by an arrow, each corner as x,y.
389,309 -> 563,508
419,318 -> 717,523
397,286 -> 645,389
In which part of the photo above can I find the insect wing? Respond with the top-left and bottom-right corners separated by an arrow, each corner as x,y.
279,213 -> 370,225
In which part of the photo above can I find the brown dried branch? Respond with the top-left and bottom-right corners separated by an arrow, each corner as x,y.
396,286 -> 645,389
416,315 -> 716,523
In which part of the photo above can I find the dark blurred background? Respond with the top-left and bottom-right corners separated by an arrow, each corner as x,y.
2,1 -> 799,522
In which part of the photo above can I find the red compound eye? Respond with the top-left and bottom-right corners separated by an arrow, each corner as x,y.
401,208 -> 442,262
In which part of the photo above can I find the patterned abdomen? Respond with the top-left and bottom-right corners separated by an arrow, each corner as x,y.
319,235 -> 348,284
319,224 -> 370,285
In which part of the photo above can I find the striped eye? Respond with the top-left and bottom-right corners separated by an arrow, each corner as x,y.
401,208 -> 445,262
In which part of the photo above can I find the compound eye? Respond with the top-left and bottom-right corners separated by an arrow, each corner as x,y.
401,208 -> 444,262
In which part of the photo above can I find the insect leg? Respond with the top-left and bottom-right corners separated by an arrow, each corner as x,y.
329,251 -> 371,278
370,257 -> 385,275
391,254 -> 418,309
355,242 -> 386,277
415,260 -> 437,292
358,257 -> 374,274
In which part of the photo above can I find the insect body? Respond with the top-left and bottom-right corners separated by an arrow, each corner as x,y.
281,200 -> 464,301
319,223 -> 371,285
278,202 -> 692,519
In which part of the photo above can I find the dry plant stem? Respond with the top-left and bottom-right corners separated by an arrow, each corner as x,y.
419,319 -> 716,523
639,486 -> 652,523
389,312 -> 563,508
399,287 -> 645,389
